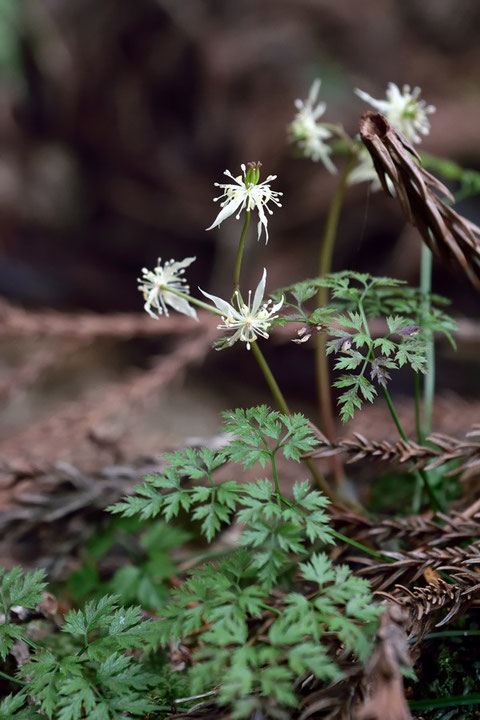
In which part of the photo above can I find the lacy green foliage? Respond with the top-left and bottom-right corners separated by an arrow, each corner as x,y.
0,568 -> 46,660
111,407 -> 332,585
275,272 -> 456,421
110,407 -> 381,717
13,595 -> 160,719
0,409 -> 381,719
181,552 -> 379,719
0,693 -> 43,719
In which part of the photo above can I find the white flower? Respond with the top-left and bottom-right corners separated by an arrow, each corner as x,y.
355,83 -> 435,144
200,269 -> 284,350
138,257 -> 197,320
290,79 -> 337,173
206,163 -> 282,244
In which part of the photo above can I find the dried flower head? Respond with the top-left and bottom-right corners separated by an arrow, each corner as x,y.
289,79 -> 337,173
370,357 -> 393,387
332,334 -> 353,353
200,269 -> 284,350
206,162 -> 282,244
359,111 -> 480,289
355,83 -> 435,144
292,324 -> 324,344
396,325 -> 421,338
138,257 -> 198,320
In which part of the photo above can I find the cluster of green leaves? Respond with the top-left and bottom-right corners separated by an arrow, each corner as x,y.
0,408 -> 381,720
111,407 -> 331,586
0,586 -> 163,720
277,272 -> 456,422
108,406 -> 381,717
171,551 -> 379,719
0,568 -> 46,661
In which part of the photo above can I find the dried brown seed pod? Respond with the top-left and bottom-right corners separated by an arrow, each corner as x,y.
359,111 -> 480,290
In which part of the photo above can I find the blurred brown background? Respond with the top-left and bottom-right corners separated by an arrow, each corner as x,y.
1,0 -> 480,459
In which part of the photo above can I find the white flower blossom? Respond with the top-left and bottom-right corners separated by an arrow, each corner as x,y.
138,257 -> 197,320
200,269 -> 284,350
354,83 -> 435,144
206,163 -> 282,244
290,78 -> 337,173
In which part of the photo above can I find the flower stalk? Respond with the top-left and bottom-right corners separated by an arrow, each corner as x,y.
161,287 -> 224,316
250,341 -> 290,416
250,341 -> 337,501
232,210 -> 251,298
316,153 -> 357,442
357,295 -> 444,512
420,242 -> 435,438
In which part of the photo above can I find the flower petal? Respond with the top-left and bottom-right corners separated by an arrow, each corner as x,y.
252,269 -> 267,314
270,296 -> 285,314
308,78 -> 321,106
163,291 -> 198,320
199,288 -> 237,318
256,203 -> 269,243
171,256 -> 197,272
206,195 -> 244,231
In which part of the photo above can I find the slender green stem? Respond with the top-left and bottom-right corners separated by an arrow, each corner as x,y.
258,601 -> 281,616
250,341 -> 290,415
381,384 -> 443,512
165,288 -> 224,316
271,452 -> 282,503
330,529 -> 392,562
420,243 -> 434,437
412,371 -> 424,512
317,153 -> 358,298
316,154 -> 357,440
232,211 -> 251,299
380,385 -> 408,441
281,496 -> 393,562
304,457 -> 338,501
358,297 -> 443,512
0,669 -> 25,685
409,694 -> 480,711
413,372 -> 423,444
411,630 -> 480,642
250,341 -> 337,501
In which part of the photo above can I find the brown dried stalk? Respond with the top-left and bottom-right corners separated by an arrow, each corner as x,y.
359,111 -> 480,289
330,505 -> 480,549
308,426 -> 480,480
353,543 -> 480,592
377,569 -> 479,640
